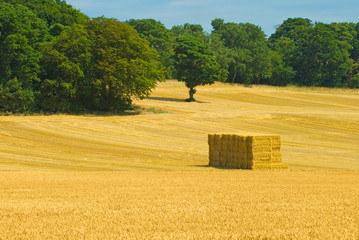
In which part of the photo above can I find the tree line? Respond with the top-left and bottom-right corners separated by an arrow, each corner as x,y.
1,0 -> 359,113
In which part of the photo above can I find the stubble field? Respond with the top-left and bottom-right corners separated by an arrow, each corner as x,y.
0,81 -> 359,239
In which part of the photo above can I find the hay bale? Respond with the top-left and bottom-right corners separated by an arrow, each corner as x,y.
248,152 -> 272,161
213,151 -> 220,167
232,135 -> 239,152
221,135 -> 228,151
214,134 -> 222,151
208,134 -> 215,147
271,135 -> 281,148
208,134 -> 287,170
271,152 -> 283,163
251,162 -> 288,170
219,151 -> 227,167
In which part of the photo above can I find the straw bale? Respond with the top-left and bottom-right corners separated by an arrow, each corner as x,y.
251,162 -> 288,170
219,151 -> 227,167
232,152 -> 240,168
213,151 -> 220,166
208,133 -> 286,170
250,163 -> 271,170
224,134 -> 231,145
238,136 -> 247,152
251,146 -> 272,153
209,158 -> 214,166
226,152 -> 232,164
221,134 -> 229,142
271,135 -> 281,147
226,155 -> 236,168
208,134 -> 215,146
249,136 -> 272,145
231,152 -> 238,166
269,163 -> 288,170
271,152 -> 282,163
248,151 -> 272,156
231,135 -> 239,152
213,134 -> 222,151
214,143 -> 221,151
221,135 -> 228,151
213,134 -> 221,143
209,150 -> 214,165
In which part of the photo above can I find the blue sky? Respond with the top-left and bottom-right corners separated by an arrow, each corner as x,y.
66,0 -> 359,36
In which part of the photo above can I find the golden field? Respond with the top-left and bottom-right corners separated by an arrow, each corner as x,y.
1,81 -> 359,170
1,81 -> 359,239
1,171 -> 358,239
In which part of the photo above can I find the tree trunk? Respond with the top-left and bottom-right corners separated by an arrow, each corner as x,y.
231,69 -> 238,84
187,87 -> 196,102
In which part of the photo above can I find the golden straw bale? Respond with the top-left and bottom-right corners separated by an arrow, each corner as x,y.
208,134 -> 215,146
232,138 -> 238,152
238,136 -> 247,153
249,136 -> 272,145
213,151 -> 220,167
251,163 -> 271,170
271,152 -> 283,163
209,150 -> 214,165
214,134 -> 221,151
208,133 -> 286,170
252,162 -> 288,170
221,135 -> 229,151
271,135 -> 281,147
231,152 -> 238,167
219,151 -> 226,167
232,135 -> 240,152
227,141 -> 233,153
249,152 -> 272,161
226,154 -> 234,168
233,152 -> 240,168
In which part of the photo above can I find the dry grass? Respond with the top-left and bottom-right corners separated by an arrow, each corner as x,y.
0,171 -> 358,239
1,81 -> 359,239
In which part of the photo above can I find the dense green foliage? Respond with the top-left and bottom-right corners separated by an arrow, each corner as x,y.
211,19 -> 273,85
1,1 -> 359,113
0,0 -> 88,27
268,18 -> 358,87
171,23 -> 210,43
126,19 -> 173,78
0,2 -> 48,112
39,18 -> 165,112
0,1 -> 164,113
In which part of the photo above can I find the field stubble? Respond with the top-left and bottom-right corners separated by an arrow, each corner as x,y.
0,80 -> 358,170
1,81 -> 359,239
0,171 -> 359,239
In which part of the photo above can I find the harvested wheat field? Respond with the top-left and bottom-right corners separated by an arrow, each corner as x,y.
1,171 -> 359,239
1,81 -> 359,171
1,81 -> 359,239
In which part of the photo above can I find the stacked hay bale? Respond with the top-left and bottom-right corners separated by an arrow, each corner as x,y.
208,134 -> 288,170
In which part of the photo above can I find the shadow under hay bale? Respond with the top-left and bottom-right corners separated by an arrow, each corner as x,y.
208,134 -> 288,170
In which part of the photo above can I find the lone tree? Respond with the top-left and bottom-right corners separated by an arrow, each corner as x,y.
173,35 -> 227,101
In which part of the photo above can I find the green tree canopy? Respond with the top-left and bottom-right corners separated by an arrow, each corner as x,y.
269,18 -> 354,87
126,19 -> 173,78
0,0 -> 88,27
38,24 -> 91,112
171,23 -> 210,43
39,18 -> 165,112
210,18 -> 272,84
0,2 -> 48,112
270,18 -> 313,40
